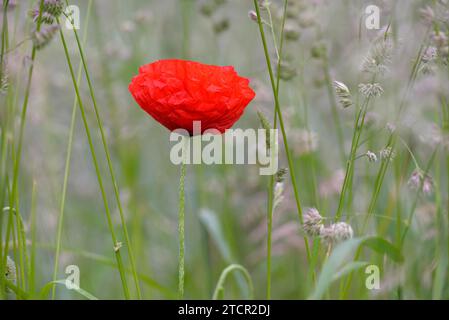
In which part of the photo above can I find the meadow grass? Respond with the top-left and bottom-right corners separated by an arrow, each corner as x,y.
0,0 -> 448,300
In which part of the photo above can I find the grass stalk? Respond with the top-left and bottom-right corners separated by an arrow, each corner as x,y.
335,98 -> 370,221
64,0 -> 142,298
0,0 -> 11,298
322,50 -> 346,165
399,150 -> 437,247
29,180 -> 37,294
341,32 -> 429,298
253,0 -> 312,269
52,0 -> 93,299
57,19 -> 130,299
2,0 -> 45,296
265,0 -> 287,300
212,264 -> 254,300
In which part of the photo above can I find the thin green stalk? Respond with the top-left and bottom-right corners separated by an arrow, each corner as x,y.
212,264 -> 254,300
322,51 -> 346,165
297,70 -> 320,207
446,153 -> 449,264
441,96 -> 449,246
266,181 -> 274,299
0,0 -> 9,73
393,160 -> 403,246
335,98 -> 370,221
3,177 -> 20,297
0,0 -> 11,298
9,139 -> 26,291
3,0 -> 44,296
52,0 -> 93,299
65,0 -> 142,298
253,0 -> 312,266
2,210 -> 15,295
265,4 -> 279,61
5,280 -> 29,300
29,181 -> 37,294
178,137 -> 188,299
9,0 -> 44,245
57,20 -> 130,299
360,31 -> 429,228
400,150 -> 437,247
14,199 -> 28,291
341,32 -> 429,298
1,2 -> 32,297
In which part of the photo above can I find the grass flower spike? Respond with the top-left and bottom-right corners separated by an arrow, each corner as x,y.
334,80 -> 353,108
32,25 -> 60,50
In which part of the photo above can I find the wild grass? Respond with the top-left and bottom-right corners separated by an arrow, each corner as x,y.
0,0 -> 448,300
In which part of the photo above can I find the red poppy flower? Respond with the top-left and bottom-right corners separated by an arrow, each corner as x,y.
129,59 -> 255,134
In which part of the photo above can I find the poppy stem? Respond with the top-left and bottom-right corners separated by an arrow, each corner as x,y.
178,137 -> 189,299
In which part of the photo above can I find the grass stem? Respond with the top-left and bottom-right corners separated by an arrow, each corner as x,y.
57,19 -> 130,299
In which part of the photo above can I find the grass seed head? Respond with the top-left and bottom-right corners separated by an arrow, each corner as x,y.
303,208 -> 324,237
273,182 -> 284,210
5,256 -> 17,286
380,147 -> 395,161
321,222 -> 353,245
334,80 -> 353,108
361,38 -> 393,75
248,10 -> 258,23
358,83 -> 384,98
30,9 -> 55,24
366,151 -> 378,162
408,169 -> 434,195
32,24 -> 60,50
275,168 -> 288,183
42,0 -> 64,18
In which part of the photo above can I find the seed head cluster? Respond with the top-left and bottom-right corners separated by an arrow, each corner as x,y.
408,169 -> 434,195
3,256 -> 16,293
334,81 -> 353,108
358,83 -> 384,98
30,0 -> 64,50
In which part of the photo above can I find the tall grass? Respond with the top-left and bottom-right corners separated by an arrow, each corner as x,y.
52,0 -> 93,299
0,0 -> 448,300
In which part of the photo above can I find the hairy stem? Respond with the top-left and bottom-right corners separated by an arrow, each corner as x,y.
178,137 -> 188,299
